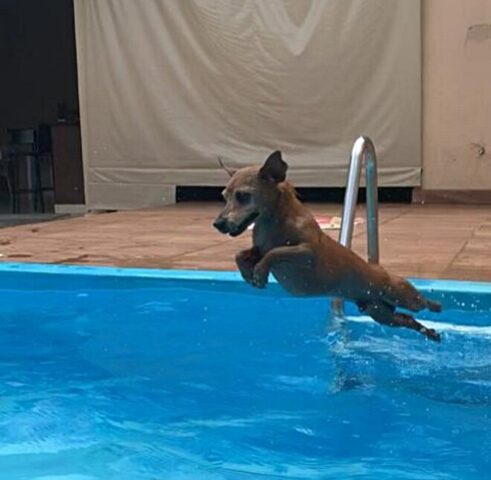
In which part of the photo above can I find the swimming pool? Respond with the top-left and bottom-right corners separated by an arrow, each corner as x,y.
0,263 -> 489,479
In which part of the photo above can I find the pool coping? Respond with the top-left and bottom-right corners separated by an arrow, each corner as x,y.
0,262 -> 490,295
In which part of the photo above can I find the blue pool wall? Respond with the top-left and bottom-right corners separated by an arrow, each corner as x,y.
0,262 -> 490,325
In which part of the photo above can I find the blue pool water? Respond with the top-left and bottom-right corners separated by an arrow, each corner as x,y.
0,264 -> 490,479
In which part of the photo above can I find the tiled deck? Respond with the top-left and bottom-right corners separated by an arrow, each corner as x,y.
0,203 -> 490,281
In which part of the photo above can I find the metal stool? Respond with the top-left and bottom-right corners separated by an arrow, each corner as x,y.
7,126 -> 53,213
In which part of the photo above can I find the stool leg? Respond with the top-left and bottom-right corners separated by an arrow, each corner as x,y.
34,158 -> 45,213
10,161 -> 18,214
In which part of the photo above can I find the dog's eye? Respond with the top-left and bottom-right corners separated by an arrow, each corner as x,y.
235,191 -> 251,205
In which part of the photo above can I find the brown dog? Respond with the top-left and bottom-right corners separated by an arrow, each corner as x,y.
213,151 -> 441,342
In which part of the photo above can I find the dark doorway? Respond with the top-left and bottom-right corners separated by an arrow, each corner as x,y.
0,0 -> 83,214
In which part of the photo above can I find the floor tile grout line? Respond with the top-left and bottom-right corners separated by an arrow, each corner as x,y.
441,222 -> 482,275
150,238 -> 238,264
352,206 -> 412,239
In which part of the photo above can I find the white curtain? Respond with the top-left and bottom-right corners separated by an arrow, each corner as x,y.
74,0 -> 421,209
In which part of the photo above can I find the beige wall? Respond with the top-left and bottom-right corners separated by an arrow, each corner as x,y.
423,0 -> 491,190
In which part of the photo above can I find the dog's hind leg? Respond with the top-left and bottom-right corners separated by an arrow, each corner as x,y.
357,300 -> 441,342
381,272 -> 442,313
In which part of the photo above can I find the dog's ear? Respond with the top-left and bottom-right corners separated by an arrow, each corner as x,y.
217,156 -> 236,178
259,151 -> 287,183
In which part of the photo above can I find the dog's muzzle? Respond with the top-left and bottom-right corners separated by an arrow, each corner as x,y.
213,217 -> 229,234
213,212 -> 258,237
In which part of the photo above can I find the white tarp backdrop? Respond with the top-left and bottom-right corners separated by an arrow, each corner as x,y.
74,0 -> 421,210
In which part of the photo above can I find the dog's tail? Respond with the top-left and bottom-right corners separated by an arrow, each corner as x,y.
217,156 -> 235,178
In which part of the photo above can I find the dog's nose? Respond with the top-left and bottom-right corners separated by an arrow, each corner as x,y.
213,217 -> 228,233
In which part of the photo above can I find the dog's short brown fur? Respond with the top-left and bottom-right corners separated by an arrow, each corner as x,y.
213,151 -> 442,342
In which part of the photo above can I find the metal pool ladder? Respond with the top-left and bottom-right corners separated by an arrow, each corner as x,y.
332,136 -> 380,314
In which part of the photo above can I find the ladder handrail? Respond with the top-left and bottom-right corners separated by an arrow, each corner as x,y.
339,136 -> 379,263
332,136 -> 379,315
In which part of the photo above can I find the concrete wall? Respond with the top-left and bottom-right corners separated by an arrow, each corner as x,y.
423,0 -> 491,190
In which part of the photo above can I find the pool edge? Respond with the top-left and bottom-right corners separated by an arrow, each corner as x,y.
0,262 -> 489,294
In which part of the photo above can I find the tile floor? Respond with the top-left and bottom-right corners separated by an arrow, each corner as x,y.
0,202 -> 490,281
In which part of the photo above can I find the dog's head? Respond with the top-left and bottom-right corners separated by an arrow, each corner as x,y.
213,150 -> 288,237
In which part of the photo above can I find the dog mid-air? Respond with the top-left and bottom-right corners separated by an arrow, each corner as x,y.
213,151 -> 442,342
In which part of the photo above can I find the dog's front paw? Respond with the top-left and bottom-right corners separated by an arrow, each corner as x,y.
252,264 -> 269,289
239,269 -> 254,285
235,249 -> 261,285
